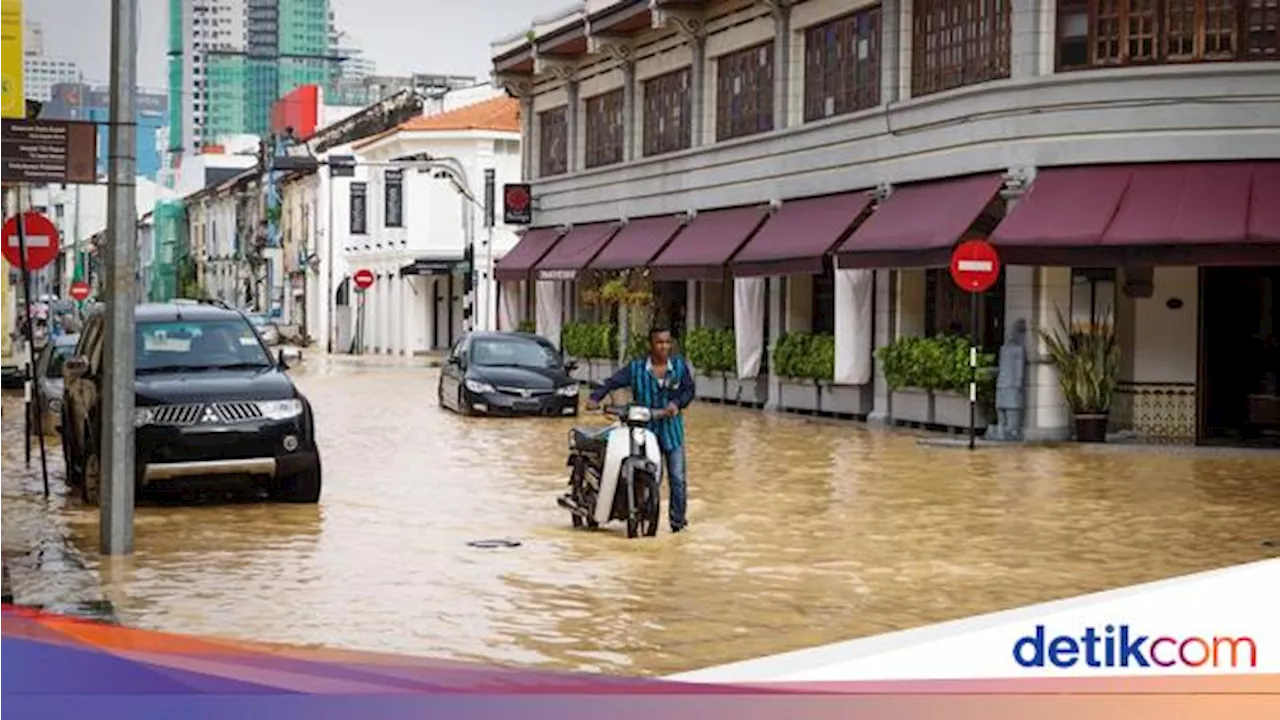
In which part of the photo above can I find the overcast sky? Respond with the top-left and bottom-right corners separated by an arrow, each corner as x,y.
27,0 -> 576,91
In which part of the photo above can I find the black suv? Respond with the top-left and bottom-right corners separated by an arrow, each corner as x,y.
61,301 -> 322,504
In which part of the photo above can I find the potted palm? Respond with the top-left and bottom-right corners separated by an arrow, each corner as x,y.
1039,308 -> 1121,443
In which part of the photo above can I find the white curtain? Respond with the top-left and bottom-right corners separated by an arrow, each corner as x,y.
499,281 -> 521,331
733,277 -> 766,380
535,279 -> 563,349
834,268 -> 873,386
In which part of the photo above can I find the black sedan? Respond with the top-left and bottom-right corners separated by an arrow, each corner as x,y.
438,332 -> 581,417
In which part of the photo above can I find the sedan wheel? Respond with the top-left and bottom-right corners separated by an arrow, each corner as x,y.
456,386 -> 472,416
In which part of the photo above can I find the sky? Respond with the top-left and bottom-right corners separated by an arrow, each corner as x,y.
26,0 -> 576,92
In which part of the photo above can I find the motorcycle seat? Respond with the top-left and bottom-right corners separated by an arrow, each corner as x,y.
571,427 -> 610,454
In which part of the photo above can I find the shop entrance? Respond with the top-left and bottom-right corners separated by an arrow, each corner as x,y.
1199,266 -> 1280,447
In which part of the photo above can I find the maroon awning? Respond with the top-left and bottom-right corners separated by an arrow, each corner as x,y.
532,221 -> 621,281
588,215 -> 684,271
992,161 -> 1280,266
494,227 -> 565,282
835,174 -> 1005,269
730,191 -> 873,277
649,206 -> 771,281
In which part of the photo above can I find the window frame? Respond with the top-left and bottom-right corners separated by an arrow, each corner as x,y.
1056,0 -> 1280,71
641,67 -> 693,157
910,0 -> 1012,97
715,41 -> 776,142
803,7 -> 883,123
583,88 -> 625,169
538,105 -> 569,177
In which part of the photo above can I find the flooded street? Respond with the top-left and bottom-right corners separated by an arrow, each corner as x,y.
4,355 -> 1280,676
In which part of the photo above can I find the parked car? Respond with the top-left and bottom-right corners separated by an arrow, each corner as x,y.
61,301 -> 321,505
28,332 -> 79,436
245,313 -> 280,345
438,331 -> 580,417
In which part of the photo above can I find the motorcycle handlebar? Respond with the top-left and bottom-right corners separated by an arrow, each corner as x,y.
602,404 -> 673,420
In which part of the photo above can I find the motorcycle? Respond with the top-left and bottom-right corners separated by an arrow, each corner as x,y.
557,403 -> 668,538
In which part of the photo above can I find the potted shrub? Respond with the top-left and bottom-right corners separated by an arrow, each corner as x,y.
1039,309 -> 1120,443
683,327 -> 734,403
561,322 -> 617,382
877,335 -> 995,429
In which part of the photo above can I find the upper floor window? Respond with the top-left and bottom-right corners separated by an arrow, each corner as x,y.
643,67 -> 692,157
911,0 -> 1011,97
584,88 -> 624,169
1057,0 -> 1280,70
538,106 -> 568,177
803,7 -> 882,123
716,42 -> 775,142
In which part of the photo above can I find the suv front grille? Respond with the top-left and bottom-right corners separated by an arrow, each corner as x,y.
148,402 -> 265,426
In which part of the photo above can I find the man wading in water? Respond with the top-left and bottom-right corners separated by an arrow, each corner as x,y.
586,325 -> 696,533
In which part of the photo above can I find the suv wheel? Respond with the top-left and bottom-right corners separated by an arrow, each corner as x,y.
270,458 -> 322,504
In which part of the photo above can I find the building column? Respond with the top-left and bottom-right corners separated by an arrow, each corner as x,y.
566,77 -> 581,173
690,31 -> 708,146
1011,0 -> 1047,79
898,0 -> 914,102
621,58 -> 638,161
880,0 -> 902,105
764,276 -> 785,412
389,273 -> 401,355
769,1 -> 793,131
520,97 -> 535,179
868,269 -> 897,425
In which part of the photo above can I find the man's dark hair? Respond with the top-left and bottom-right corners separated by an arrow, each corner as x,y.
648,324 -> 672,340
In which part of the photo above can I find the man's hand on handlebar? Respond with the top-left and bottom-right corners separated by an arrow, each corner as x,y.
666,402 -> 680,417
585,398 -> 600,412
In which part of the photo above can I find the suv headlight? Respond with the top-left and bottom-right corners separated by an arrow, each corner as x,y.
134,407 -> 155,427
556,383 -> 579,397
465,379 -> 495,394
256,399 -> 303,420
627,406 -> 652,423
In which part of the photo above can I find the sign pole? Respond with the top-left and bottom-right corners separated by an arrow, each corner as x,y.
949,238 -> 1002,452
969,292 -> 978,451
16,207 -> 51,495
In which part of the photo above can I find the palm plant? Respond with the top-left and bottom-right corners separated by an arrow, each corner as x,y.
1039,307 -> 1121,415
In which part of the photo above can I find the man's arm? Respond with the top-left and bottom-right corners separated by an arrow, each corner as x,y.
589,363 -> 633,405
674,361 -> 697,409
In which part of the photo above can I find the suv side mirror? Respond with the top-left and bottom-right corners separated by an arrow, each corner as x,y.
278,347 -> 301,368
63,356 -> 89,381
446,355 -> 460,366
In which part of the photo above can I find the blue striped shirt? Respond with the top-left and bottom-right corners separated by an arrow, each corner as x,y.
589,355 -> 696,453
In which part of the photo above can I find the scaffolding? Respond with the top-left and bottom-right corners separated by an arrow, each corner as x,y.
149,200 -> 187,301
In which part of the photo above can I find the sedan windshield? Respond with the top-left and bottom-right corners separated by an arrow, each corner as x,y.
470,337 -> 561,369
136,319 -> 272,372
246,314 -> 269,327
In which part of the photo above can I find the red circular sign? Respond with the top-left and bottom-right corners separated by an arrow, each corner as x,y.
949,238 -> 1002,293
353,268 -> 375,291
2,212 -> 61,271
69,281 -> 91,301
504,185 -> 530,211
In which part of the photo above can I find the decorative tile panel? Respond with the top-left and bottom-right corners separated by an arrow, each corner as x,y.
1115,382 -> 1197,444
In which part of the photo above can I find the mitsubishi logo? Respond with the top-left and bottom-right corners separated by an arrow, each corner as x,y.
201,406 -> 219,423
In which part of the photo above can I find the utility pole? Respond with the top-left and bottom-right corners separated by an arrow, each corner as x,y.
101,0 -> 138,555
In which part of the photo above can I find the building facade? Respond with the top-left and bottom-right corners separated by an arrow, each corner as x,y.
22,22 -> 82,101
491,0 -> 1280,446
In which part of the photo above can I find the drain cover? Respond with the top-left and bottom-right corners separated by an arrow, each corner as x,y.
467,539 -> 522,549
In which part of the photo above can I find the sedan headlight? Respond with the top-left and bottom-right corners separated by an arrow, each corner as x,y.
134,407 -> 155,427
465,379 -> 496,394
256,399 -> 303,420
556,383 -> 580,397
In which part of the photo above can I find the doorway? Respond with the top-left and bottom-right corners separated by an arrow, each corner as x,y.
1200,266 -> 1280,447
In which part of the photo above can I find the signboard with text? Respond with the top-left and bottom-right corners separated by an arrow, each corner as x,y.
503,183 -> 532,225
1,0 -> 22,120
1,119 -> 98,184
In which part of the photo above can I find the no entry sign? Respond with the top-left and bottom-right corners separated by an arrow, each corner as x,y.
69,280 -> 91,301
2,211 -> 61,271
949,238 -> 1001,293
353,268 -> 375,291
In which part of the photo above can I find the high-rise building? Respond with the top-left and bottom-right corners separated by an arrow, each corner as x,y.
167,0 -> 333,174
40,83 -> 169,181
22,22 -> 83,101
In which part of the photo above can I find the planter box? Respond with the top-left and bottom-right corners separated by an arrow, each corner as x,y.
891,389 -> 935,425
568,357 -> 591,382
818,382 -> 873,417
725,375 -> 768,407
694,372 -> 727,402
933,391 -> 990,430
587,359 -> 617,383
778,379 -> 820,412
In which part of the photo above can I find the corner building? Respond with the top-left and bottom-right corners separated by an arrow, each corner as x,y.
490,0 -> 1280,445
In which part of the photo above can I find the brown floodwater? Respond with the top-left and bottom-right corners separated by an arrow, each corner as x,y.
3,356 -> 1279,676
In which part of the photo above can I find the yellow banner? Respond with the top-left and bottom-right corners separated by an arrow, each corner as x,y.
1,0 -> 23,120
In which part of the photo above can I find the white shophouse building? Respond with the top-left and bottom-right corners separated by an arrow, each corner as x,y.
490,0 -> 1280,446
342,95 -> 524,355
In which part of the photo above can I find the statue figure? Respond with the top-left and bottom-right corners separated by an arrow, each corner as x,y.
988,318 -> 1028,441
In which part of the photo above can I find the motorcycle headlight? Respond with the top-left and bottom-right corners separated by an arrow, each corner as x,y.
256,399 -> 303,420
465,379 -> 496,394
627,406 -> 652,423
556,383 -> 579,397
134,407 -> 155,427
